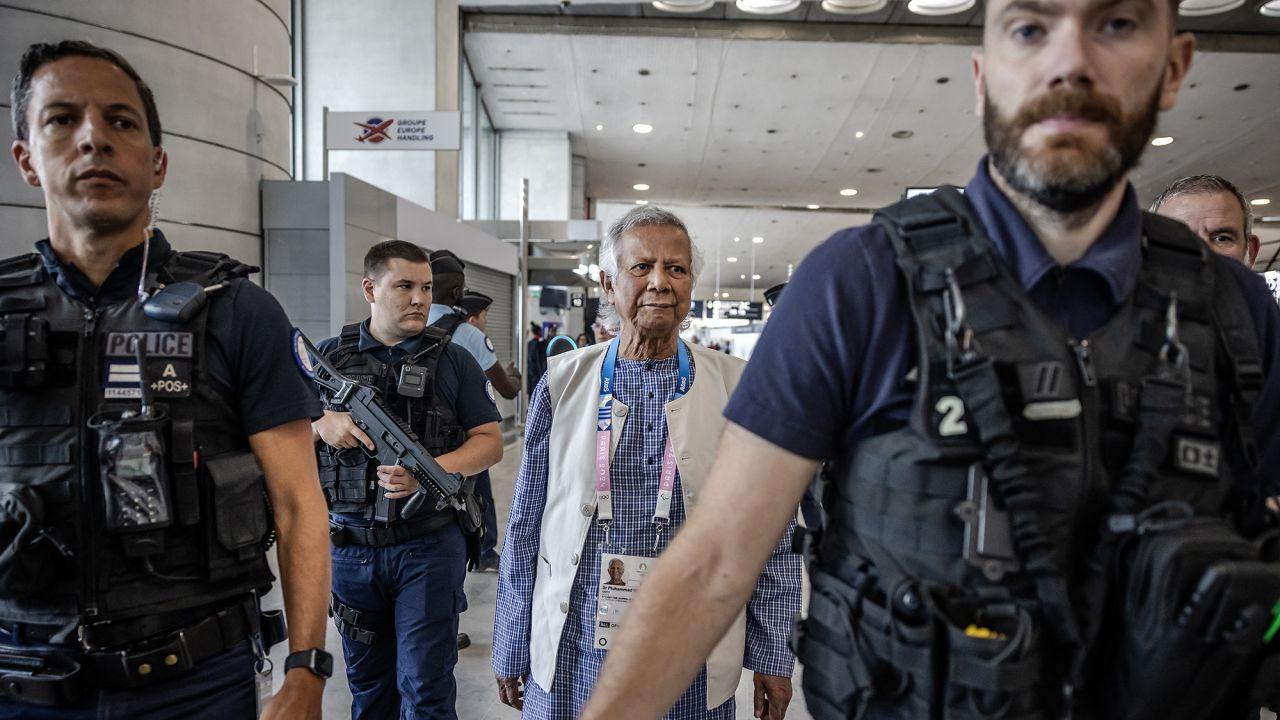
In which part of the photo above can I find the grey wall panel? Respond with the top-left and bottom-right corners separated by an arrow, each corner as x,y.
0,7 -> 291,171
0,4 -> 291,269
269,274 -> 329,323
155,222 -> 261,268
0,206 -> 49,257
162,135 -> 288,238
263,181 -> 329,230
256,0 -> 292,33
344,175 -> 398,239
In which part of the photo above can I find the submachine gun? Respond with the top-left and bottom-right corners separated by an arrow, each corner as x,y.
296,331 -> 464,522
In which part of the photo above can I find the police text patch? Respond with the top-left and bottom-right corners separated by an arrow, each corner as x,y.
105,332 -> 194,358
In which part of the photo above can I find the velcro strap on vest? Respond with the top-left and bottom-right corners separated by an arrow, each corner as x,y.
948,652 -> 1040,693
0,444 -> 70,466
0,406 -> 71,427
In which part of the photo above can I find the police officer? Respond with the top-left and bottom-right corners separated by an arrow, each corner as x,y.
454,289 -> 507,571
427,250 -> 522,402
312,240 -> 502,719
582,4 -> 1280,720
0,41 -> 331,719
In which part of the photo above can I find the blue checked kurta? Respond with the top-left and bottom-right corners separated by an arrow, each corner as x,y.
493,354 -> 803,719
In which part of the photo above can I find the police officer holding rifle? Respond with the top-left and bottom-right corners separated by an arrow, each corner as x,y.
310,240 -> 502,719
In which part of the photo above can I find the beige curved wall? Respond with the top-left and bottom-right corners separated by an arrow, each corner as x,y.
0,0 -> 293,264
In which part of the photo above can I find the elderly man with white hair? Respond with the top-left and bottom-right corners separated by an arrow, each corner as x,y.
492,205 -> 803,719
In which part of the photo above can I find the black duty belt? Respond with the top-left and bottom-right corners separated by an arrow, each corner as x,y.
0,594 -> 286,706
329,511 -> 454,547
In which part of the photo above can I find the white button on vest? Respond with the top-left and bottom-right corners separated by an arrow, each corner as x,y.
571,553 -> 579,565
580,503 -> 593,516
613,404 -> 628,417
559,601 -> 569,613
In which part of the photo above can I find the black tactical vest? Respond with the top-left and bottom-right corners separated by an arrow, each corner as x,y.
793,189 -> 1277,720
0,250 -> 275,632
316,322 -> 466,519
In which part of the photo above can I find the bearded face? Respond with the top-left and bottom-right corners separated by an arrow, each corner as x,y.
984,80 -> 1162,214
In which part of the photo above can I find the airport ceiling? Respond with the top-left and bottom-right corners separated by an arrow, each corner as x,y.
462,2 -> 1280,292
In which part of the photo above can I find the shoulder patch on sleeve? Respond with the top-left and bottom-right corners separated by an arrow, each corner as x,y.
485,380 -> 497,404
485,336 -> 495,353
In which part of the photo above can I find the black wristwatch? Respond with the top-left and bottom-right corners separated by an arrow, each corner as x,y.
284,648 -> 334,679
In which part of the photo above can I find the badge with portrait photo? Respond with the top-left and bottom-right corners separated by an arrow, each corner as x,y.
593,552 -> 654,650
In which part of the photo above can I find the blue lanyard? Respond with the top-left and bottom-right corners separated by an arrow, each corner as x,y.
595,338 -> 691,538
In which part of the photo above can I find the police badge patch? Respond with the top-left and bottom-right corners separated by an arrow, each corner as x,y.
103,332 -> 194,398
485,336 -> 495,353
485,380 -> 497,404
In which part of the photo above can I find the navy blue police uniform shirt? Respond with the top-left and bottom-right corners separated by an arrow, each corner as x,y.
35,230 -> 322,434
725,159 -> 1280,494
314,320 -> 500,445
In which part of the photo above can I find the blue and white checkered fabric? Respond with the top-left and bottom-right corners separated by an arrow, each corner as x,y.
493,354 -> 802,719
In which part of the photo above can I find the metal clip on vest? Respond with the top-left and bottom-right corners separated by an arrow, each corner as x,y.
943,268 -> 977,377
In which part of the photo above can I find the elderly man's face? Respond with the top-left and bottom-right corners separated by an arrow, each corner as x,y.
1157,191 -> 1259,267
608,560 -> 624,583
973,0 -> 1193,212
603,225 -> 694,343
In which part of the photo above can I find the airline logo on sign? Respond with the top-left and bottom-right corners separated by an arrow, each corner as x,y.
326,111 -> 461,151
355,118 -> 394,144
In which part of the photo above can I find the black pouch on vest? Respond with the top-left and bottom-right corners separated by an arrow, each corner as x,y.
0,313 -> 49,388
796,567 -> 936,720
1105,518 -> 1280,720
938,598 -> 1044,720
0,484 -> 63,598
203,451 -> 269,578
317,449 -> 369,507
456,475 -> 484,570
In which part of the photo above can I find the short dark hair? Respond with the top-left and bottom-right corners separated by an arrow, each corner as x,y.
1150,174 -> 1254,238
364,240 -> 429,279
11,40 -> 163,146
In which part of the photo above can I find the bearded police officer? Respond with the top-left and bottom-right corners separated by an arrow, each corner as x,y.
0,41 -> 331,719
583,3 -> 1280,720
312,240 -> 502,719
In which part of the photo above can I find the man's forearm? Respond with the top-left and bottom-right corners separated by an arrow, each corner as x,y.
436,423 -> 503,476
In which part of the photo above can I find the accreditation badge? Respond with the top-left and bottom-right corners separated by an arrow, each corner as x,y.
593,552 -> 654,650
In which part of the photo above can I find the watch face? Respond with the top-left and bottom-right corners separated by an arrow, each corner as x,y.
316,650 -> 334,677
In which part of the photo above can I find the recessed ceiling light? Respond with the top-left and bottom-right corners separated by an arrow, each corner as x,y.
752,236 -> 765,244
587,244 -> 594,249
633,183 -> 650,191
854,131 -> 865,139
636,200 -> 649,205
733,236 -> 741,243
735,0 -> 801,13
740,274 -> 747,279
1151,136 -> 1174,147
653,0 -> 717,11
727,256 -> 739,263
1263,0 -> 1280,15
906,0 -> 975,14
1251,198 -> 1272,206
840,188 -> 858,196
752,274 -> 761,280
595,124 -> 604,131
721,292 -> 731,298
821,0 -> 887,13
1179,0 -> 1245,14
807,204 -> 820,209
632,123 -> 654,134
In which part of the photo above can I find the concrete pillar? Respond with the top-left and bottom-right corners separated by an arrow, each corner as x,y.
0,0 -> 293,263
499,130 -> 571,221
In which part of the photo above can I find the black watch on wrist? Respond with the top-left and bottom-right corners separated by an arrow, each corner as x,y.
284,648 -> 333,679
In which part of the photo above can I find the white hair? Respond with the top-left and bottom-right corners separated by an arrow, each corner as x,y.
596,205 -> 704,333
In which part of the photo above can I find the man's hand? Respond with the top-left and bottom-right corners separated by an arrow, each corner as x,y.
377,463 -> 418,499
752,673 -> 792,720
312,410 -> 373,451
496,674 -> 526,710
262,670 -> 324,720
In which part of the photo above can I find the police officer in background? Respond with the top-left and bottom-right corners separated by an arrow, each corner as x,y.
312,240 -> 502,719
0,41 -> 330,719
427,250 -> 522,402
456,289 -> 508,571
584,3 -> 1280,719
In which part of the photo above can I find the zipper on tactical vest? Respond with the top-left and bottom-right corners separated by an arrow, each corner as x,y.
1071,339 -> 1096,387
80,307 -> 101,617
